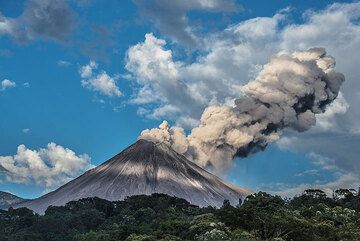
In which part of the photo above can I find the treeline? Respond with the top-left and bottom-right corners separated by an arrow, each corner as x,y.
1,189 -> 360,241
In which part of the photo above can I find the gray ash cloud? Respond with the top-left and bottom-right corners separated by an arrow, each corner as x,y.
139,48 -> 345,173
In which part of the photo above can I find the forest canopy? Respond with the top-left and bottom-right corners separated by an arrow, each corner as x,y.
1,189 -> 360,241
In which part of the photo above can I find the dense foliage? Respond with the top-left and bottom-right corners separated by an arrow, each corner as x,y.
1,189 -> 360,241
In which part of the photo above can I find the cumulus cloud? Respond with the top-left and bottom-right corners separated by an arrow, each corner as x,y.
1,79 -> 16,91
0,0 -> 74,43
128,2 -> 360,184
125,12 -> 287,126
126,32 -> 255,126
140,48 -> 344,173
80,60 -> 122,97
126,33 -> 199,124
134,0 -> 240,47
0,143 -> 93,189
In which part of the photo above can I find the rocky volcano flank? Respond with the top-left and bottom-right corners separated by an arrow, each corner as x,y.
15,139 -> 251,213
0,191 -> 27,210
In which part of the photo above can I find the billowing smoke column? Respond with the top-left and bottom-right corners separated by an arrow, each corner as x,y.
139,48 -> 345,173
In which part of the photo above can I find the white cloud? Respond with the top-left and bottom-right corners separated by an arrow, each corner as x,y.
127,2 -> 360,185
277,131 -> 360,175
125,32 -> 258,126
126,33 -> 199,125
279,2 -> 360,133
22,128 -> 30,134
80,60 -> 97,78
271,2 -> 360,185
57,60 -> 71,67
269,173 -> 360,198
80,61 -> 122,97
134,0 -> 241,47
147,105 -> 181,120
139,48 -> 345,174
125,11 -> 290,127
130,86 -> 163,104
295,169 -> 320,177
315,92 -> 349,131
126,3 -> 360,132
0,143 -> 94,189
1,79 -> 16,91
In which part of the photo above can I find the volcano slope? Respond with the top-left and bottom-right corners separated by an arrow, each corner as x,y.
15,139 -> 251,213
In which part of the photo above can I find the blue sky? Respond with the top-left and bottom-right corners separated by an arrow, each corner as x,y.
0,0 -> 359,199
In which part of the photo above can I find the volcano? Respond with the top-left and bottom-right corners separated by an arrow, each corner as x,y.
15,139 -> 251,213
0,191 -> 28,210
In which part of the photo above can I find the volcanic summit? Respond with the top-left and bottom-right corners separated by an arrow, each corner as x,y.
15,139 -> 251,213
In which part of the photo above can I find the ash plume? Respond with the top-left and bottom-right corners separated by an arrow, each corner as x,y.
139,48 -> 345,173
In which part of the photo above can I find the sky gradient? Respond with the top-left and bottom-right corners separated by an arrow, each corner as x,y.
0,0 -> 359,199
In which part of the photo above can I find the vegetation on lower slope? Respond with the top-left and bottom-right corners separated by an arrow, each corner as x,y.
1,189 -> 360,241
